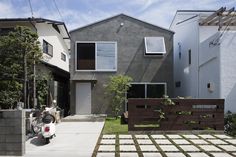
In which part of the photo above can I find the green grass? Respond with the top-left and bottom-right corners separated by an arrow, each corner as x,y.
102,117 -> 128,134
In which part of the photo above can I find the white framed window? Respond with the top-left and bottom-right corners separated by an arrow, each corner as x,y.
126,82 -> 167,111
144,37 -> 166,55
75,41 -> 117,71
127,82 -> 167,98
43,40 -> 53,57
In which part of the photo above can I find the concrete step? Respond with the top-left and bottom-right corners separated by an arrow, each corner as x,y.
61,114 -> 106,122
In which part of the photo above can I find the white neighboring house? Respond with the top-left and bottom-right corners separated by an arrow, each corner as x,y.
0,18 -> 70,114
170,7 -> 236,112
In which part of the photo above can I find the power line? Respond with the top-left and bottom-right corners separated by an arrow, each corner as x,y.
27,0 -> 34,17
42,0 -> 54,16
52,0 -> 64,22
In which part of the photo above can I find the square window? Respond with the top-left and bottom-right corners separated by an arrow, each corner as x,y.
144,37 -> 166,55
76,42 -> 117,71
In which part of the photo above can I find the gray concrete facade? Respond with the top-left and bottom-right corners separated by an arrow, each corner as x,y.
0,110 -> 25,156
70,14 -> 174,115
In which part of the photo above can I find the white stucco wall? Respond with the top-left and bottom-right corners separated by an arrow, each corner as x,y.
199,33 -> 220,98
171,12 -> 236,112
36,23 -> 69,72
220,31 -> 236,112
171,14 -> 199,98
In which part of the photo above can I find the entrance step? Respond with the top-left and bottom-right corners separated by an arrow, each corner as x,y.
61,114 -> 106,122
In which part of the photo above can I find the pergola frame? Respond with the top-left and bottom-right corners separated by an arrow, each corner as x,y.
199,7 -> 236,26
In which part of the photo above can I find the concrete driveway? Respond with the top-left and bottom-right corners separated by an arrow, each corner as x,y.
25,122 -> 104,157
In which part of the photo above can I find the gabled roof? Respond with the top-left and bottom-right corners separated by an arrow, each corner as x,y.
0,17 -> 70,39
70,13 -> 174,34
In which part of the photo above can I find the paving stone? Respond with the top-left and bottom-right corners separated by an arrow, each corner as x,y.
119,139 -> 134,144
225,139 -> 236,145
98,145 -> 115,152
119,145 -> 136,152
165,152 -> 186,157
155,139 -> 172,144
139,145 -> 158,152
96,152 -> 115,157
190,139 -> 209,144
179,145 -> 200,152
188,153 -> 209,157
210,153 -> 233,157
218,145 -> 236,151
182,135 -> 199,139
214,134 -> 232,139
119,135 -> 132,139
159,145 -> 179,152
199,145 -> 222,152
137,139 -> 153,144
166,134 -> 182,139
151,135 -> 166,139
135,135 -> 149,139
100,139 -> 116,144
172,139 -> 190,144
207,139 -> 227,145
143,152 -> 162,157
198,135 -> 216,139
120,153 -> 139,157
102,135 -> 116,139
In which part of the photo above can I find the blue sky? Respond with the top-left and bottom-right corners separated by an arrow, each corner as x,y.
0,0 -> 235,31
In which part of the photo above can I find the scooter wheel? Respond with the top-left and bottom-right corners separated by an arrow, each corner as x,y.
45,138 -> 50,144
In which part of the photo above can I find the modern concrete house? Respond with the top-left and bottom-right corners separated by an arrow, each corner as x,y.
0,18 -> 70,114
70,14 -> 174,115
170,7 -> 236,112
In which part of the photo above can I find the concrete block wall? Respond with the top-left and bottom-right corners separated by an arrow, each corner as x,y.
0,110 -> 25,156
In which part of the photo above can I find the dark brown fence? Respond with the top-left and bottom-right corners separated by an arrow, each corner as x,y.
128,98 -> 224,131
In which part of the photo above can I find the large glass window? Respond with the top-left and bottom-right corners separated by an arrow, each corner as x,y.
127,84 -> 145,98
97,43 -> 116,70
77,43 -> 95,70
144,37 -> 166,55
127,83 -> 166,98
147,84 -> 165,98
76,42 -> 117,71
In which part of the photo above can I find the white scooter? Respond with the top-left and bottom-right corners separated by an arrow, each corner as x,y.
41,109 -> 56,144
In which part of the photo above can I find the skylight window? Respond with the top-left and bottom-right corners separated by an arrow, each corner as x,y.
144,37 -> 166,55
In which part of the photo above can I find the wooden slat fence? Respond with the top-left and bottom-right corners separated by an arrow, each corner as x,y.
128,98 -> 224,131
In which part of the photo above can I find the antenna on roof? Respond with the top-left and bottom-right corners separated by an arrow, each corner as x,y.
27,0 -> 34,17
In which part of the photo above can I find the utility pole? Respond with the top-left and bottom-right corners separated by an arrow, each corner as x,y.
23,50 -> 28,108
33,56 -> 37,108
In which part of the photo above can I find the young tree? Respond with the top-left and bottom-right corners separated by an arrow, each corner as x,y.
105,75 -> 133,118
0,26 -> 42,109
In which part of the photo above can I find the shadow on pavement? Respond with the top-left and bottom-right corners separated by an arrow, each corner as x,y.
30,136 -> 46,146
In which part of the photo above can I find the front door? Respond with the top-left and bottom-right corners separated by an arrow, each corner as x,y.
76,83 -> 91,114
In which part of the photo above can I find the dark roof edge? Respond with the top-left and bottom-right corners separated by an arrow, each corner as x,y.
0,17 -> 70,38
69,13 -> 174,34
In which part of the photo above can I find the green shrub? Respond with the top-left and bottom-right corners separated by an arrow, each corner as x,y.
225,111 -> 236,136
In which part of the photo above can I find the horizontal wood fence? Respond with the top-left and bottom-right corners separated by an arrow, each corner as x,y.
128,98 -> 224,131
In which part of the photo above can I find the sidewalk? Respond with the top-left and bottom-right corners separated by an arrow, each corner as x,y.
25,121 -> 104,157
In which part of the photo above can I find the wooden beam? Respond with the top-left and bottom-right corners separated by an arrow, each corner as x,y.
199,7 -> 226,25
221,8 -> 235,24
208,7 -> 235,25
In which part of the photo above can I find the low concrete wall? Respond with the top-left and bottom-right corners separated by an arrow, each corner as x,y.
0,110 -> 25,156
